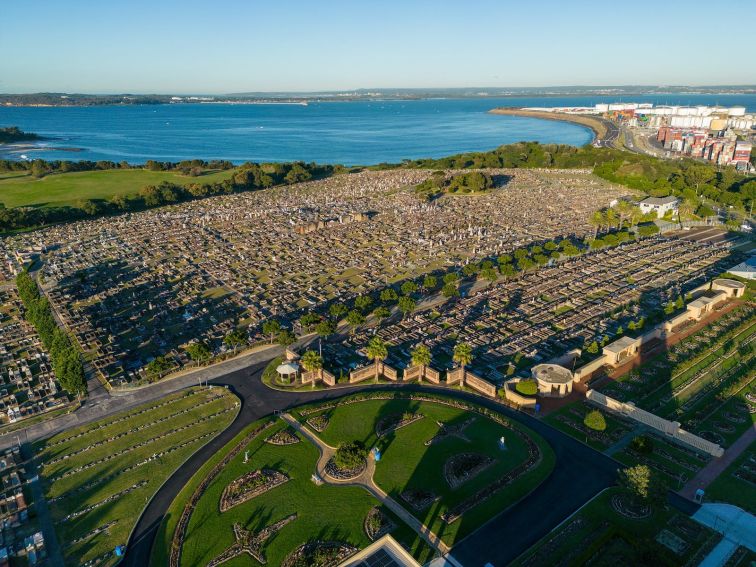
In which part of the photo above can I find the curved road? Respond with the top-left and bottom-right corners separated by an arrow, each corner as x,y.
123,364 -> 619,567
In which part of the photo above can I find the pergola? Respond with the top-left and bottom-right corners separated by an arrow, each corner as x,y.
276,361 -> 300,384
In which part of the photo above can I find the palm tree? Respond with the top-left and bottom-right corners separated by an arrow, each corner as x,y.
410,344 -> 431,382
301,350 -> 323,384
589,210 -> 604,240
366,336 -> 388,381
452,342 -> 473,380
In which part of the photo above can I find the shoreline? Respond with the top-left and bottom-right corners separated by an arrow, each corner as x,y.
488,107 -> 608,144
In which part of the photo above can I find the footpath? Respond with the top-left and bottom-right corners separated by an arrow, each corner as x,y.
281,413 -> 462,565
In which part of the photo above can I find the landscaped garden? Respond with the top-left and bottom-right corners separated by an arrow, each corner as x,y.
293,393 -> 555,546
36,387 -> 239,566
152,392 -> 554,567
705,444 -> 756,515
511,485 -> 720,567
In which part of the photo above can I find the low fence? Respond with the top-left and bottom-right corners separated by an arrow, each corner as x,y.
349,365 -> 376,384
464,371 -> 497,398
403,365 -> 422,382
656,218 -> 721,233
502,379 -> 537,409
383,364 -> 398,381
425,367 -> 441,384
586,390 -> 724,457
301,369 -> 336,387
446,367 -> 464,385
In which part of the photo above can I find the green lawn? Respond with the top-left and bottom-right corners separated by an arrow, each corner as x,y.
296,396 -> 555,547
36,387 -> 239,566
155,417 -> 435,567
0,168 -> 235,208
543,400 -> 634,452
511,487 -> 719,567
705,445 -> 756,514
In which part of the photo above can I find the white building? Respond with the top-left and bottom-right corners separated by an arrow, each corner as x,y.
728,257 -> 756,280
639,196 -> 679,218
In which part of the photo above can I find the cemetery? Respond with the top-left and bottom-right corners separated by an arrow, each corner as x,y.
153,392 -> 553,567
705,445 -> 756,514
0,287 -> 71,428
35,387 -> 239,566
511,486 -> 721,567
154,416 -> 436,567
0,167 -> 633,386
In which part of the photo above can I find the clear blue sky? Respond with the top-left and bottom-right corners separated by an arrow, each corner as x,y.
2,0 -> 755,94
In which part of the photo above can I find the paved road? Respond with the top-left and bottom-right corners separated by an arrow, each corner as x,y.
122,367 -> 619,567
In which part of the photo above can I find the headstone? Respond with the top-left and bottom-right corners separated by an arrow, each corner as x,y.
499,436 -> 507,451
243,450 -> 249,464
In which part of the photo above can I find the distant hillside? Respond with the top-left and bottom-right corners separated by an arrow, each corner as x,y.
0,126 -> 40,144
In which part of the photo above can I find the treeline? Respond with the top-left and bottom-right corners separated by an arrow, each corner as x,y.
0,157 -> 235,178
415,171 -> 495,200
0,126 -> 40,144
0,161 -> 340,231
399,141 -> 756,213
15,272 -> 86,395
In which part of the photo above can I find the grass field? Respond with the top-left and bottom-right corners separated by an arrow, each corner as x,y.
0,168 -> 235,208
511,487 -> 719,567
705,445 -> 756,515
153,416 -> 435,567
36,387 -> 239,566
154,394 -> 553,567
296,397 -> 555,547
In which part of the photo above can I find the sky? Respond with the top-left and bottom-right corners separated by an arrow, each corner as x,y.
2,0 -> 755,94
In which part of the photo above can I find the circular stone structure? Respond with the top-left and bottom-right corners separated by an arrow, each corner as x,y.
531,363 -> 575,397
712,278 -> 746,299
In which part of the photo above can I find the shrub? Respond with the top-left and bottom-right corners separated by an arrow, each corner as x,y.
583,409 -> 607,432
515,379 -> 538,396
333,441 -> 367,471
630,434 -> 654,455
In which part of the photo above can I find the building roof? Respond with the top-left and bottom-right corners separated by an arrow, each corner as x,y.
531,363 -> 573,385
728,257 -> 756,278
276,362 -> 299,375
338,535 -> 421,567
713,278 -> 746,290
640,196 -> 678,206
603,335 -> 641,353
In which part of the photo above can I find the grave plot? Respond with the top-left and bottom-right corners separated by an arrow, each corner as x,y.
512,488 -> 719,567
296,394 -> 554,547
705,445 -> 756,514
155,419 -> 433,567
543,400 -> 634,451
35,387 -> 239,567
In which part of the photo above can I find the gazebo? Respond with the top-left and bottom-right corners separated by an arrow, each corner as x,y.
276,361 -> 300,384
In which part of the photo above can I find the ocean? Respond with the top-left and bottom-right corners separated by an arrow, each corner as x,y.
1,94 -> 754,165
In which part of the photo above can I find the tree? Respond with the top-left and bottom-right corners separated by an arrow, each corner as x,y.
346,310 -> 365,334
453,342 -> 473,376
480,266 -> 499,282
333,441 -> 367,471
398,296 -> 416,319
410,344 -> 431,379
315,319 -> 336,339
499,262 -> 517,280
619,465 -> 651,504
301,349 -> 324,382
185,341 -> 211,363
366,336 -> 388,380
277,329 -> 296,347
299,312 -> 321,333
354,295 -> 373,312
583,409 -> 607,432
422,275 -> 437,291
684,165 -> 714,196
589,210 -> 604,239
329,302 -> 348,321
380,288 -> 398,304
224,329 -> 247,351
442,283 -> 459,298
262,319 -> 282,343
400,281 -> 418,296
372,305 -> 390,322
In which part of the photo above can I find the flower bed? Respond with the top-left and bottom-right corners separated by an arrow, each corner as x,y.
444,453 -> 495,489
265,427 -> 300,445
170,420 -> 275,567
400,489 -> 438,512
610,493 -> 651,519
307,414 -> 330,432
425,417 -> 475,446
281,541 -> 357,567
375,412 -> 424,438
364,506 -> 395,541
325,457 -> 366,481
219,469 -> 290,512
